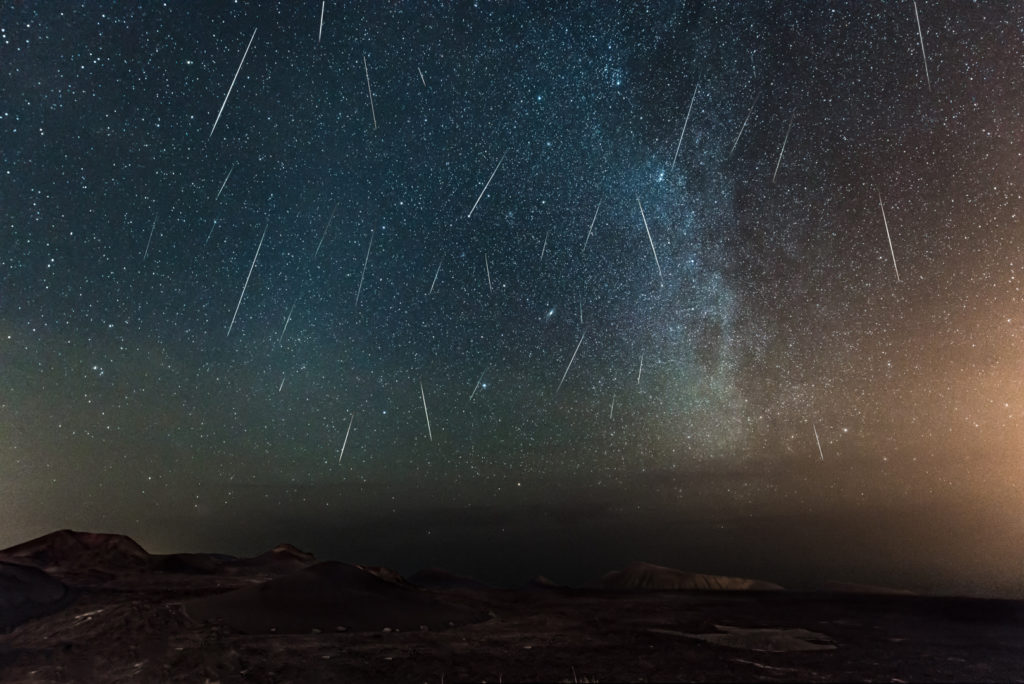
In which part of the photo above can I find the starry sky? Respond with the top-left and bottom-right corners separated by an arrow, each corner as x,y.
2,1 -> 1024,596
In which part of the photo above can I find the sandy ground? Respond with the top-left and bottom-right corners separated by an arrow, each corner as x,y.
2,565 -> 1023,683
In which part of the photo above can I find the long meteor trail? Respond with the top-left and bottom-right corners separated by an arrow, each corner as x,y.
355,229 -> 374,306
338,414 -> 354,463
468,150 -> 507,218
278,301 -> 296,345
227,222 -> 268,336
210,28 -> 257,140
730,93 -> 759,157
143,216 -> 156,261
215,164 -> 235,200
878,192 -> 901,282
420,381 -> 433,441
637,198 -> 663,286
428,257 -> 443,295
313,204 -> 338,259
363,55 -> 377,130
469,368 -> 486,400
556,331 -> 585,393
772,112 -> 794,184
913,1 -> 931,90
671,81 -> 699,171
582,200 -> 601,253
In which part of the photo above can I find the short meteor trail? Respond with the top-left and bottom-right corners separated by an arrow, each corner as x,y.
143,216 -> 156,261
209,27 -> 257,140
318,2 -> 325,43
355,229 -> 374,306
671,81 -> 699,171
609,394 -> 615,420
637,198 -> 663,285
637,353 -> 644,385
338,414 -> 354,463
730,93 -> 760,157
540,230 -> 549,261
428,257 -> 443,294
278,374 -> 286,393
878,192 -> 901,282
484,254 -> 493,292
204,219 -> 218,245
556,331 -> 585,394
469,368 -> 487,400
418,67 -> 426,86
772,112 -> 794,184
420,381 -> 433,442
813,424 -> 824,461
913,0 -> 931,90
215,164 -> 235,200
227,221 -> 268,337
582,200 -> 601,253
467,150 -> 507,218
363,55 -> 377,130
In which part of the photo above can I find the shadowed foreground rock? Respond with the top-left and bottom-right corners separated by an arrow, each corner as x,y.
183,561 -> 489,634
0,561 -> 75,631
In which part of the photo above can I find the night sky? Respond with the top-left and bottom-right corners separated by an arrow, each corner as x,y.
3,1 -> 1024,596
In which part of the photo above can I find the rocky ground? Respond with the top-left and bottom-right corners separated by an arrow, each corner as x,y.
1,532 -> 1022,682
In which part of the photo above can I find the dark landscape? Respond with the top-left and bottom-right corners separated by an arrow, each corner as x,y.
1,530 -> 1022,682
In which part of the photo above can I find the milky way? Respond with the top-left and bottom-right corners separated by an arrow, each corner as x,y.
2,2 -> 1023,592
